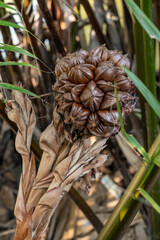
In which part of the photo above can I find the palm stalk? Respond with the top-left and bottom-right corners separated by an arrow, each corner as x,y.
69,187 -> 103,233
132,0 -> 148,149
37,0 -> 66,56
140,0 -> 158,148
97,133 -> 160,240
140,1 -> 159,239
80,0 -> 110,47
155,0 -> 160,30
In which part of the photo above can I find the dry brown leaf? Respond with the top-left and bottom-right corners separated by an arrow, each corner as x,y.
13,91 -> 36,151
54,140 -> 71,166
26,122 -> 61,212
23,154 -> 36,202
6,91 -> 36,176
29,138 -> 107,238
14,208 -> 33,240
6,92 -> 37,239
36,122 -> 61,181
14,176 -> 26,223
32,187 -> 63,238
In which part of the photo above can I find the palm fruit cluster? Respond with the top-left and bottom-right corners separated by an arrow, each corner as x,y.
53,45 -> 136,139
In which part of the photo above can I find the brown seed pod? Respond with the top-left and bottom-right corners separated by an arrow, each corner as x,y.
86,55 -> 102,67
115,75 -> 132,91
53,45 -> 136,139
90,45 -> 111,61
68,64 -> 95,84
95,61 -> 117,82
55,60 -> 69,77
80,81 -> 104,112
98,109 -> 125,126
75,49 -> 89,60
69,103 -> 90,130
110,51 -> 130,69
87,113 -> 100,128
71,84 -> 86,103
100,91 -> 135,110
68,57 -> 85,71
96,80 -> 114,92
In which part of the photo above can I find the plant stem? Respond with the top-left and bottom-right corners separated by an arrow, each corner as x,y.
132,0 -> 148,149
97,133 -> 160,240
155,0 -> 160,30
37,0 -> 66,56
0,99 -> 103,233
80,0 -> 110,48
140,1 -> 159,239
140,0 -> 158,148
69,187 -> 103,233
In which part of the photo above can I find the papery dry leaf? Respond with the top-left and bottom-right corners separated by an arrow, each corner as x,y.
29,138 -> 107,238
36,122 -> 61,181
32,171 -> 55,190
13,91 -> 36,150
14,208 -> 33,240
53,140 -> 71,166
14,176 -> 26,223
26,122 -> 62,212
6,90 -> 36,176
32,187 -> 63,239
23,154 -> 36,202
6,91 -> 36,235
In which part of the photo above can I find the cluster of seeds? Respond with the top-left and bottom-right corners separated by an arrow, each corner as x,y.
53,45 -> 136,138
